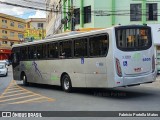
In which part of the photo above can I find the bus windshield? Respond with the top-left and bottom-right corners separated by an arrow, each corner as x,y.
115,27 -> 152,51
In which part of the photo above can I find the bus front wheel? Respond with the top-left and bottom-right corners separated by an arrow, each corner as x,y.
62,74 -> 72,93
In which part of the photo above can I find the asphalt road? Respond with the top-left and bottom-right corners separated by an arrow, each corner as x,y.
0,66 -> 160,120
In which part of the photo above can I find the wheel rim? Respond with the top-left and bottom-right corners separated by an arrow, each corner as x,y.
64,77 -> 70,90
23,75 -> 26,83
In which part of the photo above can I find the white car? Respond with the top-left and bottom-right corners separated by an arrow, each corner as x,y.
0,60 -> 7,66
0,64 -> 8,76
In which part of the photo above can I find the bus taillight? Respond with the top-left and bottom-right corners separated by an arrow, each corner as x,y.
152,55 -> 155,73
116,58 -> 122,77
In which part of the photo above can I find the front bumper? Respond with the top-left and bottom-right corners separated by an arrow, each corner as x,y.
0,71 -> 7,76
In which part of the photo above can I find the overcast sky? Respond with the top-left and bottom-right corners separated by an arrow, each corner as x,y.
0,0 -> 46,19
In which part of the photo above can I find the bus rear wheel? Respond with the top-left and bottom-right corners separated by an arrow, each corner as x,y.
22,73 -> 29,86
62,74 -> 72,93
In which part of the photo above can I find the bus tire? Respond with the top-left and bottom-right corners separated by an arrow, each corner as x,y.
62,74 -> 72,93
22,73 -> 29,86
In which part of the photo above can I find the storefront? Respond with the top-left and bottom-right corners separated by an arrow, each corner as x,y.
0,46 -> 12,60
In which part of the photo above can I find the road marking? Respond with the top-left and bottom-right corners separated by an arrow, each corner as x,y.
9,97 -> 46,104
0,94 -> 36,103
0,80 -> 55,105
7,87 -> 22,91
2,89 -> 26,94
0,92 -> 31,98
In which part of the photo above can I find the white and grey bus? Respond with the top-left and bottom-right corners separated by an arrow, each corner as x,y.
12,25 -> 156,92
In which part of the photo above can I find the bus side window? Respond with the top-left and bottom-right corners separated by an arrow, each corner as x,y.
37,45 -> 43,59
43,44 -> 47,58
74,38 -> 87,57
28,46 -> 37,59
20,47 -> 28,60
59,41 -> 72,59
89,34 -> 109,57
49,43 -> 58,59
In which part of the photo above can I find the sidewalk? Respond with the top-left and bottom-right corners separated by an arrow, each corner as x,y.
140,76 -> 160,88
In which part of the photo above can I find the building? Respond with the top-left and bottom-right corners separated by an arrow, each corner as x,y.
70,0 -> 160,30
46,0 -> 62,36
25,18 -> 46,41
46,0 -> 160,42
0,13 -> 25,60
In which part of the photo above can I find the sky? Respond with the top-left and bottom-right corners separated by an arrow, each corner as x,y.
0,0 -> 46,19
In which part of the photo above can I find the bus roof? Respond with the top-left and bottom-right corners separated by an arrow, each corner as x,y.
12,25 -> 149,48
12,28 -> 111,48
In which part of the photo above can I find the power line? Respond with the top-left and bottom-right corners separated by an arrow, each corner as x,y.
1,1 -> 160,17
0,1 -> 57,12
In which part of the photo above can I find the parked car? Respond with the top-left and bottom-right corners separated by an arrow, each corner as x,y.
5,60 -> 11,66
0,60 -> 7,66
0,60 -> 10,66
0,64 -> 8,77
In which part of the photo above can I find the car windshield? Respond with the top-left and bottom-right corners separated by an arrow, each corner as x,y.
0,65 -> 4,69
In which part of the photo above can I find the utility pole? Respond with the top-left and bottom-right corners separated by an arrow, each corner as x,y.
71,0 -> 75,31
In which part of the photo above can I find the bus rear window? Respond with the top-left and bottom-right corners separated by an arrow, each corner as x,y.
116,27 -> 152,51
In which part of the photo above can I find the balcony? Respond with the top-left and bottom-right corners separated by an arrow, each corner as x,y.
2,25 -> 8,28
2,36 -> 8,39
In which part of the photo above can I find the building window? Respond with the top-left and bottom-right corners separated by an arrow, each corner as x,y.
130,4 -> 142,21
10,21 -> 14,26
10,32 -> 14,37
18,23 -> 24,28
2,41 -> 7,44
37,23 -> 44,29
2,19 -> 7,23
18,33 -> 24,39
146,3 -> 157,21
2,30 -> 7,34
84,6 -> 91,23
74,8 -> 80,25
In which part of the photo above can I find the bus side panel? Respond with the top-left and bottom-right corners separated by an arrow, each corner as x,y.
85,58 -> 107,88
48,60 -> 64,86
20,61 -> 35,83
58,59 -> 86,88
12,50 -> 21,80
12,65 -> 21,80
22,60 -> 52,85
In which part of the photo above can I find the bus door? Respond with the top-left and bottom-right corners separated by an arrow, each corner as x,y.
12,48 -> 21,80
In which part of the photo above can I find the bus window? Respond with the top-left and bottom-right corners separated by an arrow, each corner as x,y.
48,43 -> 58,58
37,45 -> 43,59
28,46 -> 36,59
74,38 -> 87,57
12,48 -> 20,64
116,27 -> 152,51
43,44 -> 47,58
20,47 -> 28,60
89,35 -> 109,57
59,41 -> 72,58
